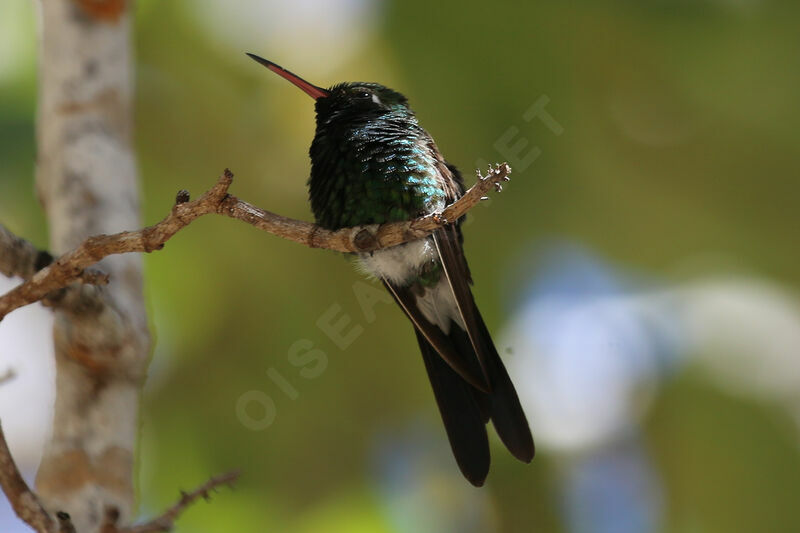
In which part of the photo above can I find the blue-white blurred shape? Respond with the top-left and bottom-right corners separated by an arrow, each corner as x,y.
370,424 -> 494,533
500,242 -> 800,533
561,435 -> 663,533
503,244 -> 800,451
502,244 -> 681,453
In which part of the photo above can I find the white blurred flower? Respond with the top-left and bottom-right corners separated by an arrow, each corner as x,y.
674,278 -> 800,402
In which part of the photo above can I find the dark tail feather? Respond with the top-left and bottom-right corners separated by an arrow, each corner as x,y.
431,228 -> 535,463
446,313 -> 534,463
445,323 -> 492,424
415,329 -> 490,487
474,312 -> 535,463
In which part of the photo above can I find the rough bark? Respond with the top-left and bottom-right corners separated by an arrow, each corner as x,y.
33,1 -> 149,531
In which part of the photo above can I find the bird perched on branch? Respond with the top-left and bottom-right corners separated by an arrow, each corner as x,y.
248,53 -> 534,486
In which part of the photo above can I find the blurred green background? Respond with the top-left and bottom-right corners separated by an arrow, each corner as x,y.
1,0 -> 799,532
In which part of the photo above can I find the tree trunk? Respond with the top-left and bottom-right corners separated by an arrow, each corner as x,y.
33,1 -> 149,531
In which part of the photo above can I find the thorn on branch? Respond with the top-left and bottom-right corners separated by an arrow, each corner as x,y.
175,190 -> 190,204
206,170 -> 235,205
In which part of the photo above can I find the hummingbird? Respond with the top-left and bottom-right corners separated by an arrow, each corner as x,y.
248,53 -> 534,486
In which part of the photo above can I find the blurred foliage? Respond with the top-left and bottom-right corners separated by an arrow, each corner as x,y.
1,0 -> 799,531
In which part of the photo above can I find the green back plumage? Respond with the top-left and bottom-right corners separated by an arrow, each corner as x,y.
308,83 -> 447,230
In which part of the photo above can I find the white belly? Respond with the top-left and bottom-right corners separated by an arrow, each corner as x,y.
357,237 -> 465,334
357,238 -> 436,285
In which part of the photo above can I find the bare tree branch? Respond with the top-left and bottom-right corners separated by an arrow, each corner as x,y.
114,471 -> 240,533
0,226 -> 108,288
0,163 -> 511,321
0,421 -> 56,533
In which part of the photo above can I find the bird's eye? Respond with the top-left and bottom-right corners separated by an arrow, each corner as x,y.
353,89 -> 382,106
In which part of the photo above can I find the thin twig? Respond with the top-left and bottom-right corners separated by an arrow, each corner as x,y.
116,471 -> 240,533
0,163 -> 511,321
0,421 -> 56,533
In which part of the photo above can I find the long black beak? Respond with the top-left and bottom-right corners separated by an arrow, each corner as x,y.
246,53 -> 329,100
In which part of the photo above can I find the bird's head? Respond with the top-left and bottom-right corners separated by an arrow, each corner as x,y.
247,53 -> 411,127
